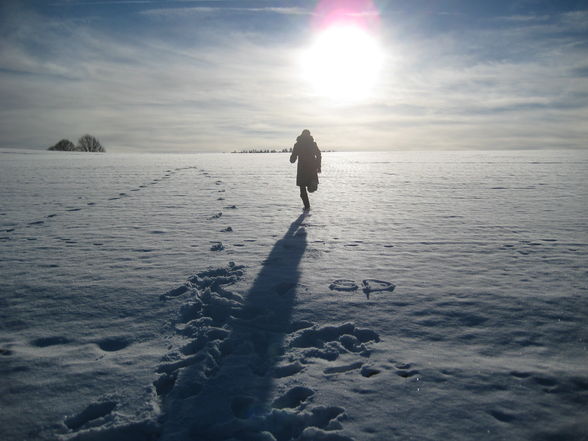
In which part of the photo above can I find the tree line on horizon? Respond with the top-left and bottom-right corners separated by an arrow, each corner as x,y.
48,134 -> 105,152
231,147 -> 335,154
232,147 -> 293,154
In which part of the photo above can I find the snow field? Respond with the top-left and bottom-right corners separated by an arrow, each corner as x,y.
0,150 -> 587,441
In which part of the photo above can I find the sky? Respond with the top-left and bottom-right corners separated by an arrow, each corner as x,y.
0,0 -> 587,152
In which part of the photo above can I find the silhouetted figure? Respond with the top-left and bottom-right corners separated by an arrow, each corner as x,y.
290,129 -> 322,210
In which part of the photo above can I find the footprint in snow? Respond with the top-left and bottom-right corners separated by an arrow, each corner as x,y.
329,279 -> 395,298
362,279 -> 395,296
360,365 -> 381,377
210,242 -> 224,251
272,361 -> 304,378
290,322 -> 379,362
154,263 -> 366,440
96,337 -> 131,352
489,409 -> 517,423
324,361 -> 364,375
395,362 -> 419,378
64,401 -> 117,430
329,279 -> 358,292
272,386 -> 314,409
31,336 -> 72,347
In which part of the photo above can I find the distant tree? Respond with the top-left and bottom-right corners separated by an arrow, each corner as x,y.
48,139 -> 76,151
77,134 -> 105,152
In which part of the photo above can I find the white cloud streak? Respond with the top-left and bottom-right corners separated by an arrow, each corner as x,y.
141,6 -> 310,18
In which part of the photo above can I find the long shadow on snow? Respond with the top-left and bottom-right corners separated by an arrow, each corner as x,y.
162,213 -> 308,440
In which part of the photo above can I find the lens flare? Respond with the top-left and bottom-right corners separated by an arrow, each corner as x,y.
312,0 -> 381,31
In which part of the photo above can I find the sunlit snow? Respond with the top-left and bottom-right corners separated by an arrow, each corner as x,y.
0,150 -> 587,441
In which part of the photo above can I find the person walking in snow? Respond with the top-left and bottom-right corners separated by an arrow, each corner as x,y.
290,129 -> 322,211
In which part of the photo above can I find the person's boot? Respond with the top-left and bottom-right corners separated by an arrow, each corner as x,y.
301,192 -> 310,211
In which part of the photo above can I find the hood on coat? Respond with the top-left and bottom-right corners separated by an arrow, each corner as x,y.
296,131 -> 314,143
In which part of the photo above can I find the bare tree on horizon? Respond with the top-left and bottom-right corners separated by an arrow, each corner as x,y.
48,139 -> 76,151
77,134 -> 105,152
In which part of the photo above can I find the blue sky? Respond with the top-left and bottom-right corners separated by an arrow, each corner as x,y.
1,0 -> 587,151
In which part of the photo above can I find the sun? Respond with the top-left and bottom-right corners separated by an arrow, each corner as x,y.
300,25 -> 384,103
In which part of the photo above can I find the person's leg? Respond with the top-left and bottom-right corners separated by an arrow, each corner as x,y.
300,186 -> 310,210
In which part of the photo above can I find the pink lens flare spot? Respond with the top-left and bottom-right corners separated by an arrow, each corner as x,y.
312,0 -> 381,31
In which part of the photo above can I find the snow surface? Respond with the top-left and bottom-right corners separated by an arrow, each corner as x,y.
0,149 -> 587,441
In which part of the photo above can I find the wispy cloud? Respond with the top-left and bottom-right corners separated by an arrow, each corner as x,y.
0,3 -> 312,150
141,6 -> 310,18
0,3 -> 587,151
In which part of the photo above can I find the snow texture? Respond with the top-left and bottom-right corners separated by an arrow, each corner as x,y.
0,150 -> 587,441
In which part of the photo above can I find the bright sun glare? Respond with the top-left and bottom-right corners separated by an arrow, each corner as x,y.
301,25 -> 384,103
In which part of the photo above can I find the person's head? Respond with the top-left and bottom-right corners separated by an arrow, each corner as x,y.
301,129 -> 311,137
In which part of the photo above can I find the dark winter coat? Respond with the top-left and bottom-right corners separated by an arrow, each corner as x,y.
290,134 -> 322,187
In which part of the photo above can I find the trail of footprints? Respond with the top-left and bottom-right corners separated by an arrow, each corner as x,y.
205,171 -> 240,251
0,166 -> 199,239
49,169 -> 403,439
153,262 -> 380,440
